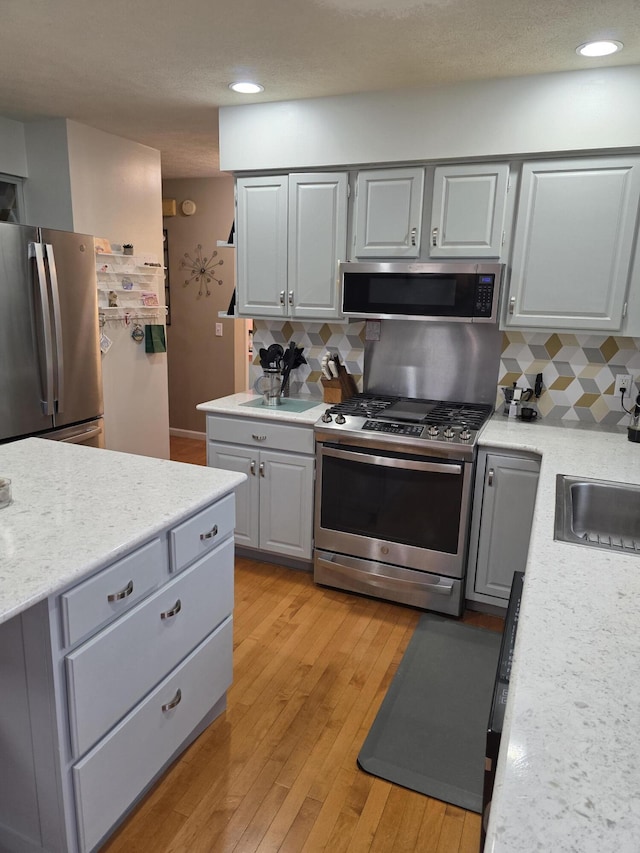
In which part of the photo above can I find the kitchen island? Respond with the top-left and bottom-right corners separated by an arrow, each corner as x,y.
0,438 -> 245,853
479,418 -> 640,853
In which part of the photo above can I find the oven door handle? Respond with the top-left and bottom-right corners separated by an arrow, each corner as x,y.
320,445 -> 462,475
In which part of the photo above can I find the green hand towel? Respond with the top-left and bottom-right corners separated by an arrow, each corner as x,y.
145,324 -> 166,353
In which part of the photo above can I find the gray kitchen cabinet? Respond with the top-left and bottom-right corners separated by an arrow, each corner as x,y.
236,172 -> 347,320
353,167 -> 425,258
207,415 -> 315,561
0,494 -> 235,853
466,450 -> 540,608
505,156 -> 640,331
429,163 -> 510,258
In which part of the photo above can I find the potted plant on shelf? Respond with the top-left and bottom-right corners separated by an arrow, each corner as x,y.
122,243 -> 134,256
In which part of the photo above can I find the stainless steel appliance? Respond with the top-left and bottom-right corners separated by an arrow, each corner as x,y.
313,317 -> 501,614
482,571 -> 523,850
0,223 -> 104,447
314,393 -> 493,616
341,262 -> 503,323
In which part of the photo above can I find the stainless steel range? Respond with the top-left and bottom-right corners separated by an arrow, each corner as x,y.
314,393 -> 493,615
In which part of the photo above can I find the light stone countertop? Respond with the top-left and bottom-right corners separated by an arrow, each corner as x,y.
197,391 -> 328,425
0,438 -> 246,627
479,415 -> 640,853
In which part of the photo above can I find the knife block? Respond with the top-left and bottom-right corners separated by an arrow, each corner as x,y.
321,366 -> 358,404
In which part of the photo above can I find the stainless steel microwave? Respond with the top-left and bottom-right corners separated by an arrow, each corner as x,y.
340,262 -> 503,323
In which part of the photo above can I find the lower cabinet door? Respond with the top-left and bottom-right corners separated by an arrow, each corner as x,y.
208,442 -> 259,548
73,617 -> 233,853
474,453 -> 540,600
259,449 -> 314,559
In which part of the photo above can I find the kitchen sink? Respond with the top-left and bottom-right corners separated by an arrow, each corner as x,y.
554,475 -> 640,554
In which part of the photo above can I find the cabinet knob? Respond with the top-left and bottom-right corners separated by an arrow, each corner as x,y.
259,461 -> 265,477
161,688 -> 182,713
488,468 -> 494,486
200,524 -> 218,541
250,459 -> 256,475
288,290 -> 294,305
509,296 -> 516,315
432,227 -> 438,247
160,598 -> 182,620
107,579 -> 133,603
411,227 -> 417,246
279,290 -> 285,305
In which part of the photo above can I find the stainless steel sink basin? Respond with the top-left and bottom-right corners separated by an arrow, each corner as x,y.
555,475 -> 640,554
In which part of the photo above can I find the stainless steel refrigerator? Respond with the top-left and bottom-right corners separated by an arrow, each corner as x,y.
0,222 -> 104,446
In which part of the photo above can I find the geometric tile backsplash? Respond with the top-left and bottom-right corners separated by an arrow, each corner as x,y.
251,319 -> 366,397
254,321 -> 640,425
500,332 -> 640,425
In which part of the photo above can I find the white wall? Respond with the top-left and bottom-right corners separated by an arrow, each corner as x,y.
220,66 -> 640,172
66,121 -> 169,459
0,117 -> 27,177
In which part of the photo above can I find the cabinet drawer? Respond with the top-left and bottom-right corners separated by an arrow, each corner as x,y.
73,616 -> 232,853
66,537 -> 233,758
60,538 -> 167,649
207,415 -> 314,454
170,492 -> 235,574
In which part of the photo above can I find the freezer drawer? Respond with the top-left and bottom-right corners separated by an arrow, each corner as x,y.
73,617 -> 233,853
42,418 -> 105,448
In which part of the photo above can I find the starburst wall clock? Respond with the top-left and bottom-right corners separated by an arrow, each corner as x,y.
180,245 -> 224,297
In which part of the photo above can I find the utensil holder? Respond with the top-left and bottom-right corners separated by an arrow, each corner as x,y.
321,365 -> 357,404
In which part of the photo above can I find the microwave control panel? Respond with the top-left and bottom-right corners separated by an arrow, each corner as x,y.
474,276 -> 495,317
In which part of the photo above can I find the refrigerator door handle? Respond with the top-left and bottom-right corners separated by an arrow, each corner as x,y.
44,244 -> 65,414
28,242 -> 56,416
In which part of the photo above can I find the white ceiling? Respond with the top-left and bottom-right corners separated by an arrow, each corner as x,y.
2,0 -> 638,178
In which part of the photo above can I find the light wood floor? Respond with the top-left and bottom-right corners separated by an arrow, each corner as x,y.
100,437 -> 502,852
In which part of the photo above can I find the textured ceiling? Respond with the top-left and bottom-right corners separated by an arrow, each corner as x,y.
1,0 -> 637,178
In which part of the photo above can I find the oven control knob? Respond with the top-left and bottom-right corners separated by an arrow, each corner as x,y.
443,426 -> 456,440
321,410 -> 333,423
335,413 -> 347,425
427,425 -> 439,437
460,426 -> 472,441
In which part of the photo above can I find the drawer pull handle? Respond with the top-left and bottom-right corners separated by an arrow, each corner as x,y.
200,524 -> 218,541
259,461 -> 265,477
107,580 -> 133,602
160,599 -> 182,620
252,434 -> 267,441
161,688 -> 182,713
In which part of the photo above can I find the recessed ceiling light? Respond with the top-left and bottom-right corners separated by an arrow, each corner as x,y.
576,40 -> 623,57
229,82 -> 264,94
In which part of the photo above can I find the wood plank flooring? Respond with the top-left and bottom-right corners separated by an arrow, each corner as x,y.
100,437 -> 503,852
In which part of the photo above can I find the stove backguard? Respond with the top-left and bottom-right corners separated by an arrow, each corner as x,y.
364,320 -> 502,406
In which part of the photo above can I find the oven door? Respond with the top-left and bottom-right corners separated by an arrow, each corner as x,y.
314,441 -> 473,579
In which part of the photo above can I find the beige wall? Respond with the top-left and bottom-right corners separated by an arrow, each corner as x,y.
162,176 -> 244,436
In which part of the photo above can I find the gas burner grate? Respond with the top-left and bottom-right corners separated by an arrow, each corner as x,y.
426,402 -> 492,429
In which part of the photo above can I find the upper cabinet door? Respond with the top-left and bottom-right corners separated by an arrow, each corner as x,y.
288,173 -> 348,320
236,176 -> 288,317
429,164 -> 509,258
507,157 -> 640,330
354,168 -> 424,258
